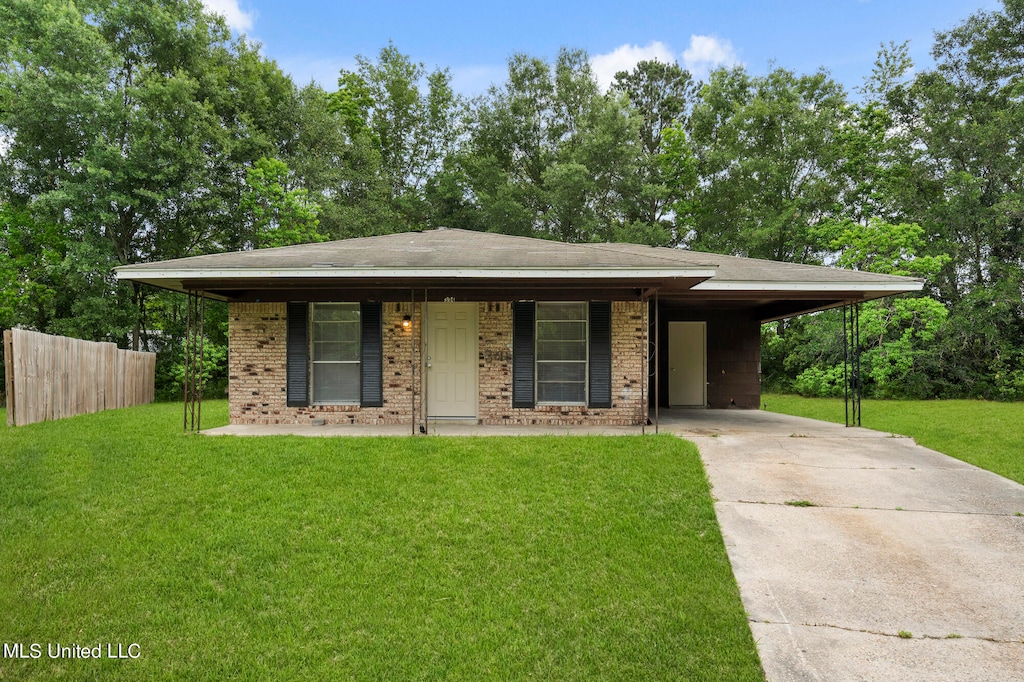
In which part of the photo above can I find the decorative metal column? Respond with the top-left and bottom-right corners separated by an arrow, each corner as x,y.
641,292 -> 648,435
183,289 -> 205,433
843,302 -> 862,427
652,289 -> 660,434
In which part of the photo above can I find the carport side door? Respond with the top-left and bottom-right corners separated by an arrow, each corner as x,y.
668,321 -> 706,407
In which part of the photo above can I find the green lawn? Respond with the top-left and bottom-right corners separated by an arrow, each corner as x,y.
0,401 -> 762,681
763,394 -> 1024,485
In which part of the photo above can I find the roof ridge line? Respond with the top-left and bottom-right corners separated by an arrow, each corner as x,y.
580,241 -> 721,267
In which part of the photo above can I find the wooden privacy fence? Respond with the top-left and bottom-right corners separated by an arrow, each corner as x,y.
3,329 -> 156,427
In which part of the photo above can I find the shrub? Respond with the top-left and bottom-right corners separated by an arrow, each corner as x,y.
793,365 -> 847,398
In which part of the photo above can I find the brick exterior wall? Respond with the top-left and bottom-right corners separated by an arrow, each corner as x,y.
229,301 -> 422,425
476,300 -> 647,426
228,300 -> 649,426
228,303 -> 287,423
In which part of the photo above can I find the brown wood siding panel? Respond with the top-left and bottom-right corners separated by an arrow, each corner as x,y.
655,305 -> 761,409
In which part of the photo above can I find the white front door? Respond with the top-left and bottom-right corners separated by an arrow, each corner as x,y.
668,321 -> 706,407
425,303 -> 478,418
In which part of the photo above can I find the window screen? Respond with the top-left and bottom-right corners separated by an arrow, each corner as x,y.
311,303 -> 361,403
536,302 -> 587,404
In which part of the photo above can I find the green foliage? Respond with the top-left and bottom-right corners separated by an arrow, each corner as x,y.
824,218 -> 949,277
0,205 -> 65,331
241,157 -> 324,248
610,60 -> 697,238
2,0 -> 1023,400
328,71 -> 374,140
793,365 -> 847,398
455,48 -> 649,242
687,66 -> 847,262
992,349 -> 1024,401
148,296 -> 229,400
347,42 -> 464,230
162,340 -> 228,400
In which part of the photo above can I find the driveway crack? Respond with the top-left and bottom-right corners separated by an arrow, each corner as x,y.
749,619 -> 1024,645
776,461 -> 966,472
726,499 -> 1023,518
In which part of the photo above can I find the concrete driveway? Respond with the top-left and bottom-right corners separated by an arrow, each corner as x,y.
666,410 -> 1024,682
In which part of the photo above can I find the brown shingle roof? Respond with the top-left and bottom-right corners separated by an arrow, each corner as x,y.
117,227 -> 916,285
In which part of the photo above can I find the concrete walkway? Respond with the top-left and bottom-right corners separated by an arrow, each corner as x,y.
668,410 -> 1024,682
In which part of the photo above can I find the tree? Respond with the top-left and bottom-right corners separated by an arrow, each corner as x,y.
882,0 -> 1024,397
685,66 -> 848,263
771,220 -> 950,398
0,0 -> 299,349
459,48 -> 643,242
240,158 -> 324,249
288,83 -> 400,239
610,60 -> 698,239
336,43 -> 465,230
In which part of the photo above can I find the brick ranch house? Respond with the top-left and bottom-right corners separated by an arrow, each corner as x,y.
116,228 -> 922,428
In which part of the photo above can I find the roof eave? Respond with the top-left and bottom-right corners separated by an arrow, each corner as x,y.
115,267 -> 719,281
691,280 -> 924,293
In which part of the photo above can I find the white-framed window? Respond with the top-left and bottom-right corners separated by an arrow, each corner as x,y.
536,302 -> 588,404
311,303 -> 361,404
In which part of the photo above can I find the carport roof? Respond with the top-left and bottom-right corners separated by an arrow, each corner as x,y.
115,228 -> 923,320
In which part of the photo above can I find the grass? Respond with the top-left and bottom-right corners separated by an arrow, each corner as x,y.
0,401 -> 762,681
763,394 -> 1024,485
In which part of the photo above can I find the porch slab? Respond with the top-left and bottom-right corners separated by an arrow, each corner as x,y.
201,421 -> 647,437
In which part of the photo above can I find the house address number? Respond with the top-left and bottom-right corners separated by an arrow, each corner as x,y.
443,296 -> 456,302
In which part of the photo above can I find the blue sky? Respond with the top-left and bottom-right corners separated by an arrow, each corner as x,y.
203,0 -> 1002,95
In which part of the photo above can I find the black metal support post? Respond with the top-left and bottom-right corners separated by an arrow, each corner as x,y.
183,290 -> 205,433
843,302 -> 862,427
641,293 -> 647,435
653,289 -> 660,434
411,290 -> 416,436
422,288 -> 428,435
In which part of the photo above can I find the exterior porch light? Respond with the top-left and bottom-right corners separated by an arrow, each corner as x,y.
402,315 -> 412,329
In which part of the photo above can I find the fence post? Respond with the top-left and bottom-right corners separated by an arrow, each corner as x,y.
3,329 -> 15,427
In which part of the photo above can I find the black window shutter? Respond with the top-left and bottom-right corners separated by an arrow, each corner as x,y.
286,302 -> 309,407
512,301 -> 535,408
360,302 -> 383,407
588,301 -> 612,408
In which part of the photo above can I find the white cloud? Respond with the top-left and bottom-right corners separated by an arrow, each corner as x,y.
591,41 -> 676,91
591,37 -> 741,90
682,35 -> 741,78
202,0 -> 255,32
